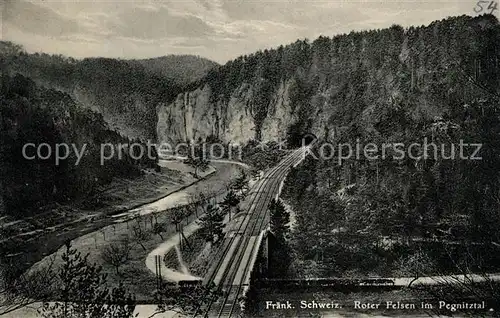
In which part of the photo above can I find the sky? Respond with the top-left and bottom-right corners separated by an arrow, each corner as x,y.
1,0 -> 498,63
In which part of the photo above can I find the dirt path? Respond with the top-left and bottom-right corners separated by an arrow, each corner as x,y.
145,218 -> 201,282
174,245 -> 191,275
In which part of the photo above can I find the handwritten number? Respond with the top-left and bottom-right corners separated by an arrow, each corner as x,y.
488,1 -> 499,13
474,0 -> 489,13
475,0 -> 498,13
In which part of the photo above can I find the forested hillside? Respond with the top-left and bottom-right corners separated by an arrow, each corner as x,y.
282,97 -> 500,276
0,42 -> 220,219
272,16 -> 499,277
0,42 -> 217,140
2,14 -> 499,234
0,73 -> 156,217
131,55 -> 218,86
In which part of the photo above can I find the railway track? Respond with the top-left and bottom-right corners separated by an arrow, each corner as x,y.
193,146 -> 309,317
215,149 -> 307,317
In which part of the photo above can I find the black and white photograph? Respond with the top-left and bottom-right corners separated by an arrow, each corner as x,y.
1,0 -> 500,317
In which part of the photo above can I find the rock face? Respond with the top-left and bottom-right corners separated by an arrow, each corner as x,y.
157,80 -> 296,144
157,15 -> 500,146
158,84 -> 218,143
157,80 -> 302,143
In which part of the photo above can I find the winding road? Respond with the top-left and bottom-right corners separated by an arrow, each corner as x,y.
145,219 -> 201,282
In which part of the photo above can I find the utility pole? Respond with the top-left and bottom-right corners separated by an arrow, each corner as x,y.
179,223 -> 183,250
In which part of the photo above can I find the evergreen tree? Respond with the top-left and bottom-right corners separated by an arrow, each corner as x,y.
268,199 -> 291,278
197,204 -> 225,244
269,199 -> 290,239
231,169 -> 249,198
219,190 -> 240,220
185,138 -> 209,178
38,242 -> 135,318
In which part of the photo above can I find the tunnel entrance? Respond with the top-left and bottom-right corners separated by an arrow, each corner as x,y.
286,123 -> 317,148
301,133 -> 317,146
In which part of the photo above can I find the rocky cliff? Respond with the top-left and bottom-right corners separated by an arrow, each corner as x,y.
157,79 -> 296,144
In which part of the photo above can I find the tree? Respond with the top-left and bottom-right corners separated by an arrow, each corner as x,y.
397,248 -> 436,287
184,139 -> 210,178
153,222 -> 167,240
219,190 -> 240,220
231,168 -> 249,198
169,207 -> 186,232
131,224 -> 151,251
153,282 -> 220,317
168,206 -> 194,250
197,204 -> 225,244
268,199 -> 292,278
38,242 -> 136,318
101,238 -> 131,276
0,256 -> 56,315
249,167 -> 261,179
186,190 -> 214,218
187,188 -> 220,219
269,199 -> 290,239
